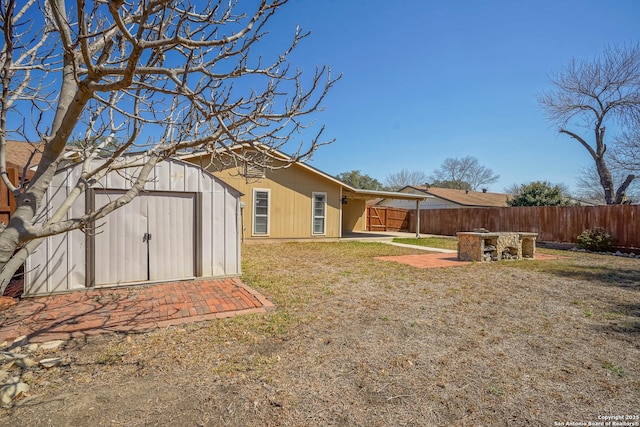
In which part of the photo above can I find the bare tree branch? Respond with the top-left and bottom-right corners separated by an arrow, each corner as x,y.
0,0 -> 340,291
429,156 -> 499,191
384,169 -> 430,191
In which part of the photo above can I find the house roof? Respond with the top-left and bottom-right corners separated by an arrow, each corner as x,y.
179,147 -> 430,202
4,141 -> 43,170
401,186 -> 510,207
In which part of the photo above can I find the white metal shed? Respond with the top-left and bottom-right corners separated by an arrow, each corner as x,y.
25,158 -> 242,296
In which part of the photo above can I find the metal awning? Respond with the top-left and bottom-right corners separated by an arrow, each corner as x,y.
343,188 -> 432,201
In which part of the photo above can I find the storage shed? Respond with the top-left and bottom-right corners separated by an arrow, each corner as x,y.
25,158 -> 242,296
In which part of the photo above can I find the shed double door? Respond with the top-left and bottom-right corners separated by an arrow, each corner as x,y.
94,191 -> 195,286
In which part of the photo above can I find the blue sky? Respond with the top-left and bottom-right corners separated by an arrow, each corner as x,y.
267,0 -> 640,192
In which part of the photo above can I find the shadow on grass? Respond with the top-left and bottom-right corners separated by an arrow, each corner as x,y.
511,257 -> 640,336
555,265 -> 640,289
605,321 -> 640,335
514,260 -> 640,291
597,302 -> 640,337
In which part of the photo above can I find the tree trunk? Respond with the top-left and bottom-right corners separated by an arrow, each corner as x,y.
0,87 -> 92,291
594,156 -> 616,205
615,174 -> 636,204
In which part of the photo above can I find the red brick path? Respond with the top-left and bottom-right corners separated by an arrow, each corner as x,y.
0,278 -> 273,344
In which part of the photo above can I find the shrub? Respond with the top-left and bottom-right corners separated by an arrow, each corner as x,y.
576,228 -> 614,252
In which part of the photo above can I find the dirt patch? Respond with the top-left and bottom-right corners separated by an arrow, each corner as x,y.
375,252 -> 560,268
1,242 -> 638,426
375,252 -> 472,268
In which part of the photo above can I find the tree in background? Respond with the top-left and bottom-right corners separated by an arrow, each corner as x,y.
384,169 -> 430,191
538,43 -> 639,204
0,0 -> 339,292
506,181 -> 574,206
575,164 -> 639,204
612,128 -> 640,173
335,170 -> 384,190
428,179 -> 472,191
428,156 -> 499,191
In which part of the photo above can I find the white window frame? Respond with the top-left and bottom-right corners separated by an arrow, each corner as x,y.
252,188 -> 270,236
311,192 -> 327,235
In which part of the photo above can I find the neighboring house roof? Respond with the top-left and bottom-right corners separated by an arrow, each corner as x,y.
180,147 -> 430,202
570,198 -> 601,206
4,141 -> 43,170
400,186 -> 509,207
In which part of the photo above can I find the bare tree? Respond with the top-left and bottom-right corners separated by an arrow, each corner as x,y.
0,0 -> 339,292
538,43 -> 640,205
429,156 -> 499,191
384,169 -> 430,191
575,163 -> 639,204
612,128 -> 640,172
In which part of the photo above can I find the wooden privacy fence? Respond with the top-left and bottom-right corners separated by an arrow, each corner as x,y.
366,206 -> 410,232
408,205 -> 640,248
0,166 -> 20,225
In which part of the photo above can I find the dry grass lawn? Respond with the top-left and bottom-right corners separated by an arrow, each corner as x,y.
1,241 -> 638,426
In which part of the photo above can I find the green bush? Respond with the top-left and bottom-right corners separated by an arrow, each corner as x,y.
576,228 -> 614,252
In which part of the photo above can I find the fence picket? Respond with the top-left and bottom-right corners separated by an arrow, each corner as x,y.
407,205 -> 640,248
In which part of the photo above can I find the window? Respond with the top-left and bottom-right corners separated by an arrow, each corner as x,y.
312,192 -> 326,235
253,189 -> 270,235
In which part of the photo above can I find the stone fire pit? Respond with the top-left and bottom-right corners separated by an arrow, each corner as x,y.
457,231 -> 538,262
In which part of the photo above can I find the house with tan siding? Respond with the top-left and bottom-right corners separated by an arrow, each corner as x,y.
182,149 -> 427,240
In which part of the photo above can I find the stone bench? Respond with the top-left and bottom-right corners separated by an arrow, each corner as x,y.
456,231 -> 538,262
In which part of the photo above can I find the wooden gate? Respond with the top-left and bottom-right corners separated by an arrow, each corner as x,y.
367,206 -> 387,231
366,206 -> 409,232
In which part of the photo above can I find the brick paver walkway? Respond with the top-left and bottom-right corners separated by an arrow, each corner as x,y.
0,278 -> 273,344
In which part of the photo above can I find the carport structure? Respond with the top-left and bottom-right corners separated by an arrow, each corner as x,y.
341,188 -> 432,238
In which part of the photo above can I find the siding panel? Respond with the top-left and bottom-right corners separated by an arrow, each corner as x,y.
94,191 -> 148,285
148,192 -> 195,281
